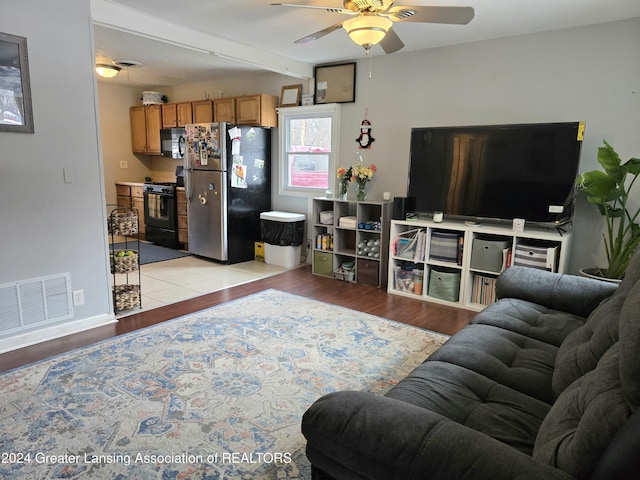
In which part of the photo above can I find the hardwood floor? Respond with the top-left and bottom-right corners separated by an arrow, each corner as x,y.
0,265 -> 476,373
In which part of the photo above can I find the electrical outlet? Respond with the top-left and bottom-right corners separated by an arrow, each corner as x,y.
72,290 -> 85,306
120,161 -> 128,169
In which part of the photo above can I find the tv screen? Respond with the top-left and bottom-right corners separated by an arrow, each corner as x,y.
407,122 -> 584,225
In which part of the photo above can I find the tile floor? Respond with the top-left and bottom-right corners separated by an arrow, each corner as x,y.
112,253 -> 289,318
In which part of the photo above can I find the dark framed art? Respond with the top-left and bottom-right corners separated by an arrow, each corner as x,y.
0,32 -> 34,133
314,62 -> 356,104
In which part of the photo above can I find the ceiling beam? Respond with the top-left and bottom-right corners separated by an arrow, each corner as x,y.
90,0 -> 314,79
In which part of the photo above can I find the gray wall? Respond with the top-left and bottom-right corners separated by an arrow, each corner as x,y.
273,18 -> 640,274
1,1 -> 638,348
0,0 -> 113,344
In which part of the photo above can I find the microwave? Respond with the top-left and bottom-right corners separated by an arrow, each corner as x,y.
160,128 -> 185,158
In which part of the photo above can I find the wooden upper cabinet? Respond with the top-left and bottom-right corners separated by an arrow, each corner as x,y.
162,102 -> 194,128
130,106 -> 148,153
213,98 -> 235,124
213,94 -> 278,127
162,103 -> 177,128
145,105 -> 162,154
193,100 -> 213,123
130,105 -> 161,154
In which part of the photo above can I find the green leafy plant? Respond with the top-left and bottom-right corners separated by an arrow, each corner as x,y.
576,141 -> 640,279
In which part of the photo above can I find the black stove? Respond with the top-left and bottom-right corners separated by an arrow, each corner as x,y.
143,181 -> 177,195
143,182 -> 179,248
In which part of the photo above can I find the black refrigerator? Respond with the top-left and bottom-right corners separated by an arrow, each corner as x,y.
183,122 -> 271,263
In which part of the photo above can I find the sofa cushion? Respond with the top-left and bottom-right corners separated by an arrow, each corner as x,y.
619,278 -> 640,409
472,299 -> 586,346
533,344 -> 631,478
552,294 -> 623,398
427,324 -> 557,403
386,360 -> 550,455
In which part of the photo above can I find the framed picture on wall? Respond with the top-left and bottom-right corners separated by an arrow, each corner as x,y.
0,32 -> 34,133
314,62 -> 356,104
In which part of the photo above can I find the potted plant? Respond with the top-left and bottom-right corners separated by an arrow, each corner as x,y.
576,140 -> 640,280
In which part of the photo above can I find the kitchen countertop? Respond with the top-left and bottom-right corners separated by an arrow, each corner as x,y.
115,181 -> 144,186
115,180 -> 184,191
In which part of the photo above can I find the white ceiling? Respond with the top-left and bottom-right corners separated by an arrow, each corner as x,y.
93,0 -> 640,88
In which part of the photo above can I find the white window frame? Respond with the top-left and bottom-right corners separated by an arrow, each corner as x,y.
277,103 -> 341,197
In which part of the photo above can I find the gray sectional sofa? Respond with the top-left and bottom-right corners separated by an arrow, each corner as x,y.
302,253 -> 640,480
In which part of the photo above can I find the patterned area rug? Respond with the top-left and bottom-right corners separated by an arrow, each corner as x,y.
0,289 -> 448,479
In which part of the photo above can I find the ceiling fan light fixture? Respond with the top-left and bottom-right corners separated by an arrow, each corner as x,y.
343,15 -> 392,48
95,64 -> 121,78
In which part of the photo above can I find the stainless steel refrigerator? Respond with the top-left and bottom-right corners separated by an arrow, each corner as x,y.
183,122 -> 271,263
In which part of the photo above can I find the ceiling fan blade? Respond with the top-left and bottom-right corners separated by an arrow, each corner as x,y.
379,26 -> 404,54
270,3 -> 355,15
294,21 -> 346,44
387,5 -> 475,25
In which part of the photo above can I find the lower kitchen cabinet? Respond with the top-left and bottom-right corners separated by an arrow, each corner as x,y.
177,188 -> 188,245
115,183 -> 145,235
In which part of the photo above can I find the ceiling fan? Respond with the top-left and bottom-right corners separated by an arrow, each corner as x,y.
271,1 -> 475,54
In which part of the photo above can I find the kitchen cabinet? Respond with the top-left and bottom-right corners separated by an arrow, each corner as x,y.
130,105 -> 162,154
177,188 -> 188,245
162,102 -> 193,128
213,97 -> 235,124
213,94 -> 278,127
115,183 -> 145,235
192,100 -> 214,123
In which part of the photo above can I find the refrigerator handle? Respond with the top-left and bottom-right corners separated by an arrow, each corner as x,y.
183,153 -> 192,203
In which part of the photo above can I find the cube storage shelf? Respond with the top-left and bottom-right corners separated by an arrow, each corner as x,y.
312,198 -> 392,287
388,219 -> 572,311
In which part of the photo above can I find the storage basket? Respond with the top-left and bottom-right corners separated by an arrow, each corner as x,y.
513,244 -> 557,271
430,231 -> 462,263
334,267 -> 355,282
110,250 -> 139,274
428,267 -> 461,302
394,266 -> 415,293
113,284 -> 140,312
319,210 -> 334,225
109,211 -> 138,236
471,237 -> 511,273
141,91 -> 167,105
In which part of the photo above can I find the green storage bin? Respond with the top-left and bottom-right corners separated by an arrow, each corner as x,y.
314,251 -> 333,277
428,267 -> 461,302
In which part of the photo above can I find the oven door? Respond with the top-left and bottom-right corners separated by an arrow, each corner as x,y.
144,191 -> 176,230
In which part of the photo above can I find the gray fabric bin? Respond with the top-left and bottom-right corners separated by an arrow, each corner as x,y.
471,237 -> 511,272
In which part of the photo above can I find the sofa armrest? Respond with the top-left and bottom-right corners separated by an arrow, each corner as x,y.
495,266 -> 617,318
302,391 -> 573,480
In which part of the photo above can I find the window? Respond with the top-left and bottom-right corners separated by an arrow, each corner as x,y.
278,104 -> 341,196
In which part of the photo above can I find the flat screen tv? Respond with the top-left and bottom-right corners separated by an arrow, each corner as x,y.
407,122 -> 585,226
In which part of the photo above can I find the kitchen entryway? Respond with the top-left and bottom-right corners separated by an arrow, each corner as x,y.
113,252 -> 288,318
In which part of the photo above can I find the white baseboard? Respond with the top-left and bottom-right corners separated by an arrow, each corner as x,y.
0,313 -> 117,355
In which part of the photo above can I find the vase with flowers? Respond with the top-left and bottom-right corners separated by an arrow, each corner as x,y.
336,166 -> 352,200
351,161 -> 377,201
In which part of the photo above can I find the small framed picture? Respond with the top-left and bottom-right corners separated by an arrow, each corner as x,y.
0,32 -> 34,133
314,62 -> 356,104
280,84 -> 302,107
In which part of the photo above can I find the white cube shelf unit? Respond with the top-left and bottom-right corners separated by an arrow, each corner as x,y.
388,219 -> 572,311
312,198 -> 392,287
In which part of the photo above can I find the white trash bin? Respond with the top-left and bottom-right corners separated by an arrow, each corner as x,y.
260,211 -> 306,268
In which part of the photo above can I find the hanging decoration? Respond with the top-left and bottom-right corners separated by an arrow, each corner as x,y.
356,111 -> 375,149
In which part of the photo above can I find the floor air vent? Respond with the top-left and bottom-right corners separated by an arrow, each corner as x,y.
0,273 -> 74,335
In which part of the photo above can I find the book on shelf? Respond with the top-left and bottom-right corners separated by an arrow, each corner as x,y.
471,274 -> 498,306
